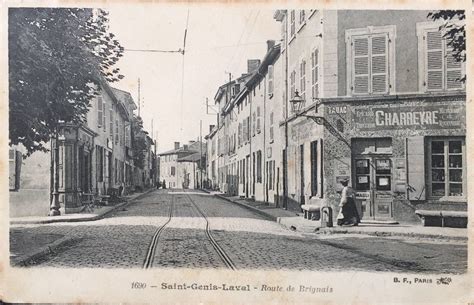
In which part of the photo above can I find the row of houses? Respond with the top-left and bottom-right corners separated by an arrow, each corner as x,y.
9,80 -> 158,217
159,140 -> 206,190
205,10 -> 466,224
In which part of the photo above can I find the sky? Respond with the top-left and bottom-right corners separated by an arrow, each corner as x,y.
107,5 -> 280,152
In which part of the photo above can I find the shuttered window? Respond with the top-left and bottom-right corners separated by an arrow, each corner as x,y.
424,29 -> 463,91
97,97 -> 103,128
311,49 -> 319,99
269,112 -> 274,142
256,106 -> 261,133
290,10 -> 296,37
300,59 -> 306,100
103,100 -> 106,132
351,33 -> 389,95
268,65 -> 274,96
290,70 -> 296,98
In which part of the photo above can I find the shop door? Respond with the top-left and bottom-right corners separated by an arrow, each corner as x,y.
354,156 -> 393,220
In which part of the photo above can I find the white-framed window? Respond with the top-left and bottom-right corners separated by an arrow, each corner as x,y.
115,119 -> 119,144
345,25 -> 396,96
268,65 -> 274,97
109,107 -> 113,138
427,137 -> 465,199
290,10 -> 296,38
416,22 -> 464,92
300,59 -> 306,100
311,48 -> 319,99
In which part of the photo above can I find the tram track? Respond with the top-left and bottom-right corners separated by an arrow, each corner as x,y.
184,190 -> 236,271
143,190 -> 236,270
143,195 -> 174,269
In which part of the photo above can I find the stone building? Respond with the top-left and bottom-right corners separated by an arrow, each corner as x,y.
274,10 -> 466,223
8,81 -> 154,216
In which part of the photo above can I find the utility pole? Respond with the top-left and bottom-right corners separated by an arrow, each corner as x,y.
200,120 -> 203,189
138,78 -> 141,117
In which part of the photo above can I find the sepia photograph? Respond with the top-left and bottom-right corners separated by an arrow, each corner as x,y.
1,1 -> 472,304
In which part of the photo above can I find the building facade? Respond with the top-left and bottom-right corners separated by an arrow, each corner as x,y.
274,10 -> 466,223
9,81 -> 157,216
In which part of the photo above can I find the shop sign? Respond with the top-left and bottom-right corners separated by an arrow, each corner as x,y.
356,192 -> 370,199
354,103 -> 464,131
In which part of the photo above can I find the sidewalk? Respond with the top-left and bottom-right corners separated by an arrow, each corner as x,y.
10,188 -> 155,225
209,191 -> 468,241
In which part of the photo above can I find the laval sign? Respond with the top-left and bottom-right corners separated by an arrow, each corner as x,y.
352,102 -> 464,131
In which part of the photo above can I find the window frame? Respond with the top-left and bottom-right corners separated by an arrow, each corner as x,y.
426,137 -> 466,201
416,21 -> 465,92
345,25 -> 396,96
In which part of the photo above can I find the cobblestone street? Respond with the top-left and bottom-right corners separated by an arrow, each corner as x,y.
10,190 -> 467,273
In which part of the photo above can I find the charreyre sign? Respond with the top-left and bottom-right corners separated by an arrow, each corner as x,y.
353,102 -> 464,131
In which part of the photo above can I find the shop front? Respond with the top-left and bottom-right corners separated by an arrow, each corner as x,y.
322,93 -> 466,223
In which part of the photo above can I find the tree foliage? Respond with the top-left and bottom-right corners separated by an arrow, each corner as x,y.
428,10 -> 465,76
9,8 -> 124,156
131,116 -> 147,169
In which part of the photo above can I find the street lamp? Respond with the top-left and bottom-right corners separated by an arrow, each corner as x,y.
289,90 -> 325,125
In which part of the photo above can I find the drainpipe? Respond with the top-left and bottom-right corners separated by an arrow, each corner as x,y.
283,12 -> 289,210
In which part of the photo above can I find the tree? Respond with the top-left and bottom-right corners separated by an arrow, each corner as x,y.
131,116 -> 147,169
9,8 -> 124,156
428,10 -> 465,81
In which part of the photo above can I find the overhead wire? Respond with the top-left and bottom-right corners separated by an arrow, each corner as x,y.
180,9 -> 190,135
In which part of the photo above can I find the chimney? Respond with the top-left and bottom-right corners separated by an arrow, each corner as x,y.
209,125 -> 215,133
189,140 -> 196,144
247,59 -> 261,74
266,40 -> 275,51
174,142 -> 180,150
183,144 -> 189,151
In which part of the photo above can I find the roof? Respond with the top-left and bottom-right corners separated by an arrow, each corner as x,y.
178,152 -> 203,162
111,87 -> 137,111
158,141 -> 206,156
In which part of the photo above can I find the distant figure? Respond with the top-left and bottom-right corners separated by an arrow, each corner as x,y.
118,185 -> 124,197
337,179 -> 360,226
162,179 -> 166,189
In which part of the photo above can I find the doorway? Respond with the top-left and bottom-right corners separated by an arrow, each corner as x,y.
353,156 -> 393,220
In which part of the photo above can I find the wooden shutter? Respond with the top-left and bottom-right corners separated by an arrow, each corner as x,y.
268,65 -> 274,95
407,136 -> 426,200
371,34 -> 389,94
425,30 -> 444,91
103,100 -> 106,132
311,49 -> 319,98
97,97 -> 103,128
352,36 -> 370,94
256,106 -> 261,133
446,45 -> 463,89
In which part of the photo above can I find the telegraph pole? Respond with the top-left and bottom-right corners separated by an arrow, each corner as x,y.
200,120 -> 203,189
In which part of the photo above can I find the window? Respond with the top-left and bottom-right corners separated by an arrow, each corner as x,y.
428,138 -> 465,198
256,106 -> 261,133
269,112 -> 274,142
238,122 -> 242,146
256,150 -> 262,183
97,97 -> 103,128
290,10 -> 296,38
109,108 -> 113,139
417,22 -> 464,91
103,100 -> 106,132
300,59 -> 306,100
171,166 -> 176,176
299,10 -> 305,25
346,26 -> 395,95
311,48 -> 319,99
268,65 -> 274,97
9,148 -> 22,191
252,112 -> 256,136
115,119 -> 119,145
310,140 -> 318,196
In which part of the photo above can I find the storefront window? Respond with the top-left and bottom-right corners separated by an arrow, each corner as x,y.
355,159 -> 370,190
429,138 -> 465,198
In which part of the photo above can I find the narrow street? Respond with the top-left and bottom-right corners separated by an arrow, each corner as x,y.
10,190 -> 467,273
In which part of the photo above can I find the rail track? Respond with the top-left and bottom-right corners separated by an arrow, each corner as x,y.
142,195 -> 174,269
142,190 -> 236,270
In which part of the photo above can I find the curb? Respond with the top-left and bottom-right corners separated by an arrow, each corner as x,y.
308,228 -> 468,241
11,235 -> 73,267
10,188 -> 155,225
214,194 -> 277,222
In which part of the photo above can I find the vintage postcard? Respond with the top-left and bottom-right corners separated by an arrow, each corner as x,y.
0,0 -> 472,304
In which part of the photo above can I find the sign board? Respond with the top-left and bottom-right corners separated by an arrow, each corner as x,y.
354,103 -> 464,131
356,191 -> 370,199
